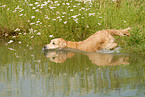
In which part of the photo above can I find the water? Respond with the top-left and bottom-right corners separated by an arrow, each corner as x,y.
0,43 -> 145,97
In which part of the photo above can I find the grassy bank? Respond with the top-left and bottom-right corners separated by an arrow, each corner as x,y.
0,0 -> 145,54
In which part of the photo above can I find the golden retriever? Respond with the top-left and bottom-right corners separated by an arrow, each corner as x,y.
44,28 -> 131,52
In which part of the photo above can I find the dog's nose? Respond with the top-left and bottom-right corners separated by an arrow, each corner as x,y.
44,45 -> 47,49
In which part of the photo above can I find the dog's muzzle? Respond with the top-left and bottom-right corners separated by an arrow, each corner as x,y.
44,45 -> 47,49
42,45 -> 48,50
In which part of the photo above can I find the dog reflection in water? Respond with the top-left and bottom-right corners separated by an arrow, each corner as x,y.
44,50 -> 129,65
44,50 -> 75,63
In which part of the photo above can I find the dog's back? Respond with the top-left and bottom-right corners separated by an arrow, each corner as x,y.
77,28 -> 131,52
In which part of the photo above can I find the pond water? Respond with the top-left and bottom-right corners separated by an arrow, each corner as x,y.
0,42 -> 145,97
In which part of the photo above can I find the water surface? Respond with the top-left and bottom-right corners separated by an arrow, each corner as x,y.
0,43 -> 145,97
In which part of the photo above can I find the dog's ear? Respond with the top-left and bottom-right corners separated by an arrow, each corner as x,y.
58,40 -> 67,49
60,42 -> 67,48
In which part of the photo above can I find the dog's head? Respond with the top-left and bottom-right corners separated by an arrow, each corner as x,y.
44,38 -> 67,50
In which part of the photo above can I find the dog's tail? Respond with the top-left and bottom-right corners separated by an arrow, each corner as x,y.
107,27 -> 131,36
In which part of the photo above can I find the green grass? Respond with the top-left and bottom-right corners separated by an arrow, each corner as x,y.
0,0 -> 145,54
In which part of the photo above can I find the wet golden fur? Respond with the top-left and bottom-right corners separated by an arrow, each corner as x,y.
44,28 -> 131,52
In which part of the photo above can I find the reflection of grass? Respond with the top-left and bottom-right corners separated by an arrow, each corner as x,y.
0,0 -> 145,54
0,44 -> 145,96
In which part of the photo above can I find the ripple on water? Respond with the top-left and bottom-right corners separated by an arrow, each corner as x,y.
97,47 -> 121,53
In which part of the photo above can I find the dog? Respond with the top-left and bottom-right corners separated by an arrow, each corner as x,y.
44,28 -> 131,52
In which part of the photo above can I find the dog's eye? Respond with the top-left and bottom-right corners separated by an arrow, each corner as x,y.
52,42 -> 55,45
52,57 -> 55,60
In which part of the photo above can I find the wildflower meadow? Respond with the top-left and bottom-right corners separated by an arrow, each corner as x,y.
0,0 -> 145,54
